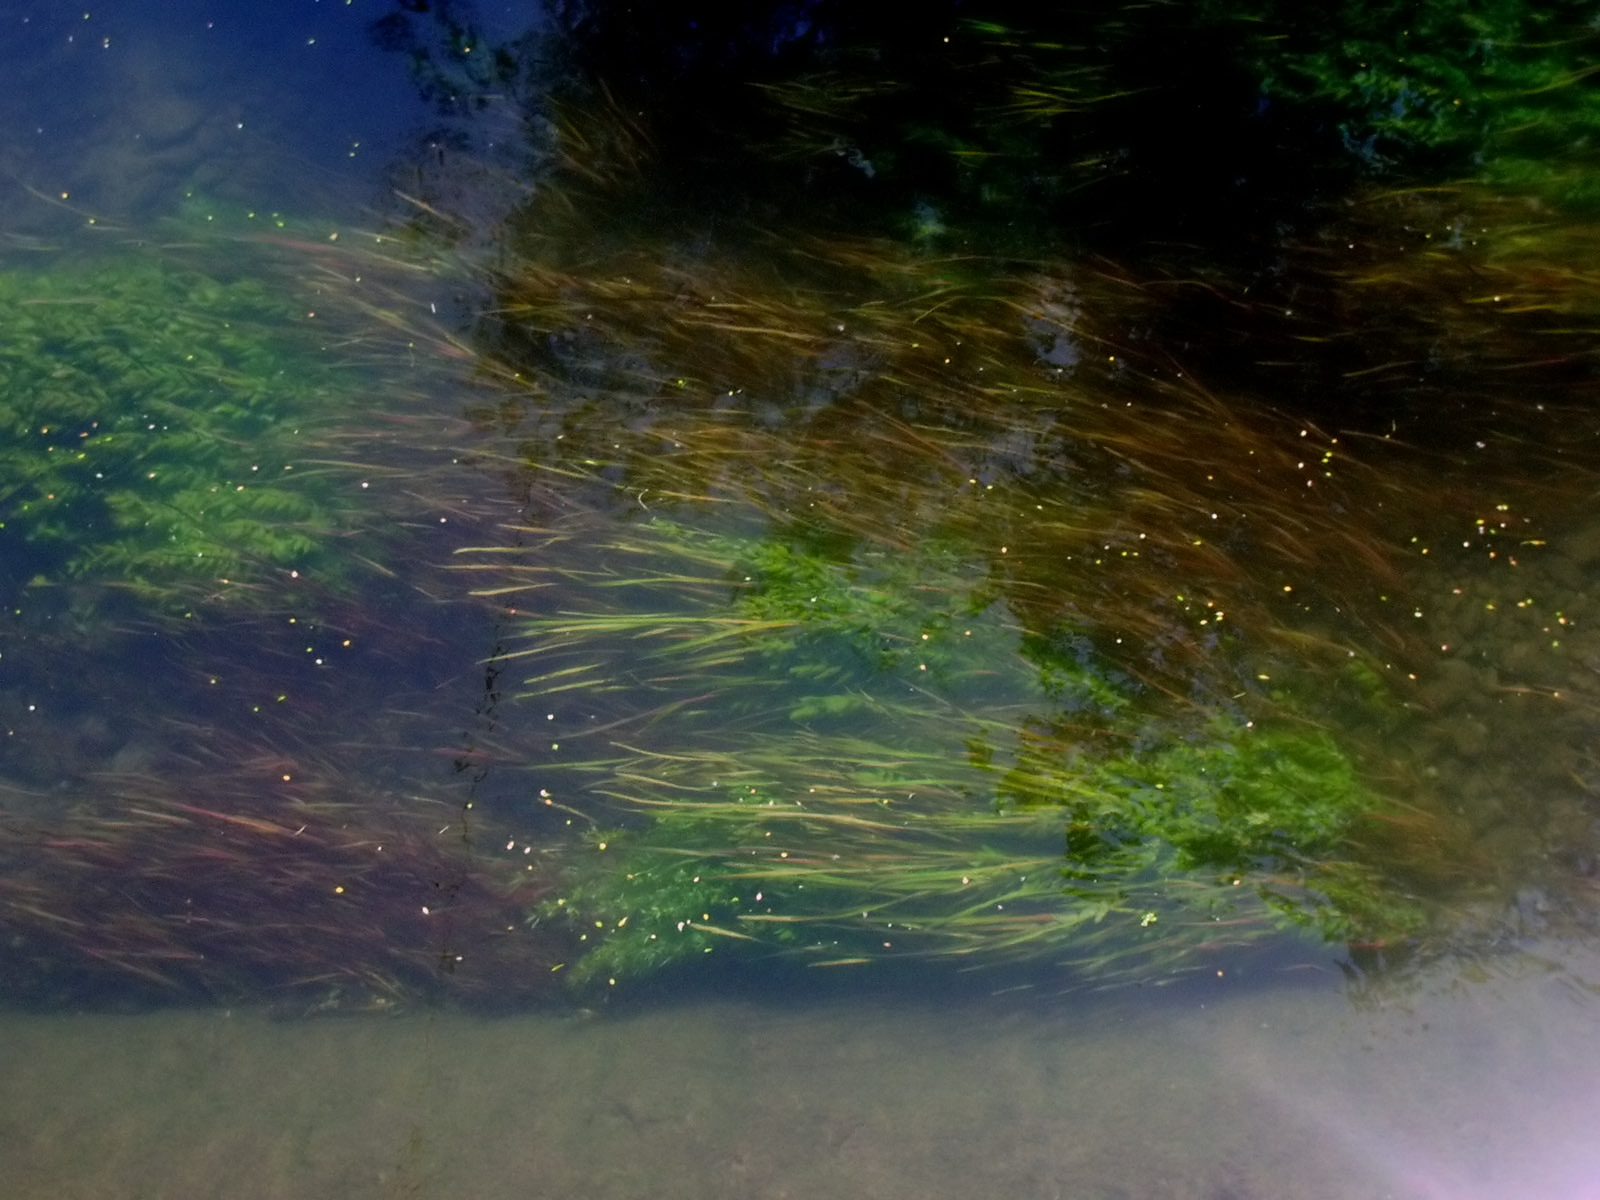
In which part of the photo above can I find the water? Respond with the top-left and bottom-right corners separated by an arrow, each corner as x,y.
3,3 -> 1600,1197
3,961 -> 1598,1198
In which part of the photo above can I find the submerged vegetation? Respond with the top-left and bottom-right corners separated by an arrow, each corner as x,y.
0,248 -> 377,614
1220,0 -> 1600,208
4,0 -> 1600,1009
414,0 -> 1600,257
446,180 -> 1586,990
0,751 -> 567,1009
488,515 -> 1410,987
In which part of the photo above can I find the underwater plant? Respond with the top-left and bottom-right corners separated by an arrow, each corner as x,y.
361,17 -> 1600,999
0,244 -> 422,617
531,718 -> 1416,989
416,151 -> 1530,992
451,505 -> 1427,990
373,0 -> 1600,263
1216,0 -> 1600,207
0,754 -> 569,1009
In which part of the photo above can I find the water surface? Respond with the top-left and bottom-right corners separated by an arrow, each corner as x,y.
3,4 -> 1599,1198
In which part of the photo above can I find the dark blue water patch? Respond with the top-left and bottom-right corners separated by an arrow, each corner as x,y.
0,1 -> 466,226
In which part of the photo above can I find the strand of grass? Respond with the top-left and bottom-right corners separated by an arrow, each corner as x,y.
597,795 -> 914,836
501,613 -> 802,654
595,776 -> 1004,822
611,729 -> 1001,774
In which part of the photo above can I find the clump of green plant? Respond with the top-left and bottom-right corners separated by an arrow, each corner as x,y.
1218,0 -> 1600,207
535,715 -> 1412,988
487,517 -> 994,725
1004,720 -> 1373,873
0,250 -> 375,611
486,515 -> 1420,989
492,513 -> 1123,727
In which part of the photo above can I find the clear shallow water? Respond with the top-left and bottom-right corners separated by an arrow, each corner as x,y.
3,3 -> 1600,1198
2,951 -> 1598,1200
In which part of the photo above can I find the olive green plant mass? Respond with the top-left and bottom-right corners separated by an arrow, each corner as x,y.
0,248 -> 379,615
1219,0 -> 1600,203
